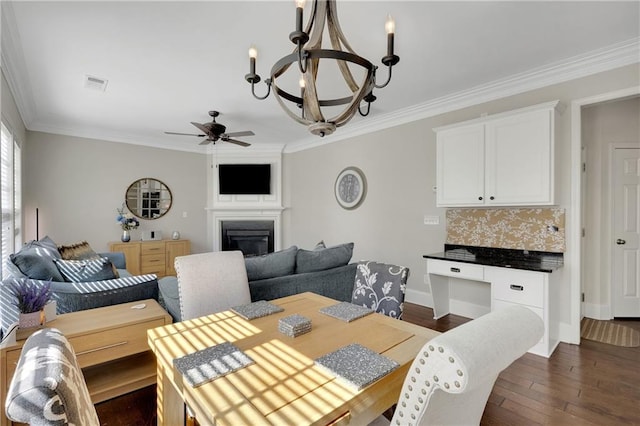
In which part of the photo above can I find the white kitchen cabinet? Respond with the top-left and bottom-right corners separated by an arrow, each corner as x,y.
435,100 -> 558,207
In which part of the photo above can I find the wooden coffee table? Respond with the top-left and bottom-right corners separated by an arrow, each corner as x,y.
0,299 -> 171,426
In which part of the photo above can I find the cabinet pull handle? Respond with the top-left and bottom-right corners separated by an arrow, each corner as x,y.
76,341 -> 128,356
450,267 -> 460,273
509,284 -> 524,291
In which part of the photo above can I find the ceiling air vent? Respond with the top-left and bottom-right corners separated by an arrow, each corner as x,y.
84,75 -> 108,91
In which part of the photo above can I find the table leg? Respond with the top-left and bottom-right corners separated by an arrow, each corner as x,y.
156,362 -> 185,426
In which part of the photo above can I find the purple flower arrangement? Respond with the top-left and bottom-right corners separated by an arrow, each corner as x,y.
8,279 -> 52,314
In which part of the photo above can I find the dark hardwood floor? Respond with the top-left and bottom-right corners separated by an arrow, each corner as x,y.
96,302 -> 640,425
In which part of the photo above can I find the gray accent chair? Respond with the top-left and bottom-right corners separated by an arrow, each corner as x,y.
351,261 -> 409,319
5,327 -> 100,425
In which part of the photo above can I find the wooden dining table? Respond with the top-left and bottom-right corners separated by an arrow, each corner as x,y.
147,292 -> 440,426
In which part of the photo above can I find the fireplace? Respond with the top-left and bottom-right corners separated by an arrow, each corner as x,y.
221,220 -> 274,257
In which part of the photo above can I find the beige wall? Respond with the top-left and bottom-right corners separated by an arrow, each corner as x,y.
23,131 -> 209,253
582,96 -> 640,315
284,64 -> 639,334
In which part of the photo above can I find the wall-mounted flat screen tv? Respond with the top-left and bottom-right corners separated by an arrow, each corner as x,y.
218,163 -> 271,195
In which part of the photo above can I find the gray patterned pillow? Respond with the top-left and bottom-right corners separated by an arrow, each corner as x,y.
10,237 -> 64,282
351,261 -> 409,319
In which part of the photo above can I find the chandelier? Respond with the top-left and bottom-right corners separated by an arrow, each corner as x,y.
245,0 -> 399,137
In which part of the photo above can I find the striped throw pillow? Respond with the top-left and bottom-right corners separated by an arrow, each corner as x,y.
55,257 -> 118,282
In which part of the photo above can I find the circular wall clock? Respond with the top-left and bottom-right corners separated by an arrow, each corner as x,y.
335,167 -> 367,210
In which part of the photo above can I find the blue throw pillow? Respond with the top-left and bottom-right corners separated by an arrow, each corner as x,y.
55,257 -> 118,282
295,242 -> 354,273
245,246 -> 298,281
10,237 -> 64,282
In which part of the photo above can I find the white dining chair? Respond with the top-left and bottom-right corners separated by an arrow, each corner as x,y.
175,251 -> 251,321
371,305 -> 543,425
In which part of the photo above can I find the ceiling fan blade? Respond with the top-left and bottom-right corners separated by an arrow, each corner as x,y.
191,122 -> 210,134
165,131 -> 206,137
199,139 -> 212,145
225,130 -> 255,138
225,138 -> 251,147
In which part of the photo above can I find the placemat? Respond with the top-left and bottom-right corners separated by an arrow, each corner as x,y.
315,343 -> 399,391
173,342 -> 254,387
231,300 -> 284,320
319,301 -> 374,322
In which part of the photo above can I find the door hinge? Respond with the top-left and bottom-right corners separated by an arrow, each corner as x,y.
582,162 -> 586,172
581,293 -> 585,302
582,228 -> 586,237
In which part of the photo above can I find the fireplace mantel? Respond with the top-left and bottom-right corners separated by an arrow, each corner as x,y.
206,151 -> 284,252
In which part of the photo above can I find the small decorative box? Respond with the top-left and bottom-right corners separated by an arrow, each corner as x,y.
278,314 -> 312,337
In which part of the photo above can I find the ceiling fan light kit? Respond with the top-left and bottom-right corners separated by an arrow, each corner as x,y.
245,0 -> 399,137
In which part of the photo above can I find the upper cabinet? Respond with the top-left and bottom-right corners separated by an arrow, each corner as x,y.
435,101 -> 559,207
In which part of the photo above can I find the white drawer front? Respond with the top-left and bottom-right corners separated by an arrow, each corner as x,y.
489,268 -> 544,308
427,259 -> 484,281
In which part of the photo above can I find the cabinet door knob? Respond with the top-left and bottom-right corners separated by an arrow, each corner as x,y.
489,196 -> 495,200
478,196 -> 483,201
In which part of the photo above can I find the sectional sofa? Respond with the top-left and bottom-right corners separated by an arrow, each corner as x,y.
0,237 -> 158,338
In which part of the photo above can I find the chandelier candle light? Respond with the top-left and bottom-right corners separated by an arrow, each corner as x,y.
246,0 -> 399,137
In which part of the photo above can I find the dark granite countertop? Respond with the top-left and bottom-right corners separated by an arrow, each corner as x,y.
423,244 -> 564,273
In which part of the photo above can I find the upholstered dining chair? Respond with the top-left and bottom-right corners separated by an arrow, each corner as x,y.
175,250 -> 251,321
5,327 -> 100,425
370,305 -> 543,426
351,261 -> 409,319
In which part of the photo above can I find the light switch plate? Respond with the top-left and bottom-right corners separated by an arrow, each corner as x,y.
423,215 -> 440,225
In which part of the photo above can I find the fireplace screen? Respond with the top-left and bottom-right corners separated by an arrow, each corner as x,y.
221,221 -> 274,257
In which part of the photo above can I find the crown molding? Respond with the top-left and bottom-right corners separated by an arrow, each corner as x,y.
1,1 -> 36,128
284,37 -> 640,153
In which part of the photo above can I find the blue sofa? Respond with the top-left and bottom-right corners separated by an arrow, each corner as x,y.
159,243 -> 357,322
0,237 -> 158,339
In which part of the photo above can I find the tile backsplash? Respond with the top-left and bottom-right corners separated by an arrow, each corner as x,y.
446,208 -> 565,253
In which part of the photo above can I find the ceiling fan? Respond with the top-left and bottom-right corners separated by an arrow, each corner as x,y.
165,111 -> 254,147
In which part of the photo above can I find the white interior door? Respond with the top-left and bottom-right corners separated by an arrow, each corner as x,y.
612,147 -> 640,317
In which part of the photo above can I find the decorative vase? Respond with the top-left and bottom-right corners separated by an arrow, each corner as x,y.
121,229 -> 131,242
172,231 -> 180,240
19,311 -> 43,329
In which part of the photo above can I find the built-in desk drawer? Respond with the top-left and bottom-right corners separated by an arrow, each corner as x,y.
488,268 -> 544,308
427,259 -> 484,281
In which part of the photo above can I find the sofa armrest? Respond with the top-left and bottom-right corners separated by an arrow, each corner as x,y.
0,274 -> 159,336
100,252 -> 126,270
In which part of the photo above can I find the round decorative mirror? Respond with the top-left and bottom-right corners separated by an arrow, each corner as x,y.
125,178 -> 172,220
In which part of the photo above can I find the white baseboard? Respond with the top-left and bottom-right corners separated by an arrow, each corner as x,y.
405,288 -> 431,307
583,302 -> 612,320
404,288 -> 489,320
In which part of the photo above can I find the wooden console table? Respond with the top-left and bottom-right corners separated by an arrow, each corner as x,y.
0,299 -> 171,426
109,239 -> 190,277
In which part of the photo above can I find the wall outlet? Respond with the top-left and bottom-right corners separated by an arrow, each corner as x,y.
424,215 -> 440,225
